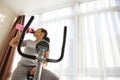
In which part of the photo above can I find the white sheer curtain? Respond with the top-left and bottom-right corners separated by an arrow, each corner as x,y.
79,0 -> 120,80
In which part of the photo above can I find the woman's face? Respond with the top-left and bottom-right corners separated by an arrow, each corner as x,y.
33,28 -> 45,40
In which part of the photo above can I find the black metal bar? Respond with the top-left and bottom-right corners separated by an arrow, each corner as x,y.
46,26 -> 67,62
17,16 -> 67,62
17,16 -> 36,60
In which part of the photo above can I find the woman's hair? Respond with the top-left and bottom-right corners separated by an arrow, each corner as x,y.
44,37 -> 50,42
41,28 -> 48,39
41,28 -> 50,42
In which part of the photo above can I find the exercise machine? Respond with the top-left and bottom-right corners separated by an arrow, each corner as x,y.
17,16 -> 67,80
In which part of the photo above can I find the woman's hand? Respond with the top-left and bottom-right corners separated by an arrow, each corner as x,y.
9,33 -> 22,47
43,50 -> 50,67
30,67 -> 36,75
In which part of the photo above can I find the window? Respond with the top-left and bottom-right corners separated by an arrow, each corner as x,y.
0,13 -> 6,23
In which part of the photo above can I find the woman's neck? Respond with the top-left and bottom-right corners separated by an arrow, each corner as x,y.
35,38 -> 42,43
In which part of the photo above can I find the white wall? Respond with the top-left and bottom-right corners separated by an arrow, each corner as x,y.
0,2 -> 17,51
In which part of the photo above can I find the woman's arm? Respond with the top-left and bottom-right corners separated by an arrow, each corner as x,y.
9,33 -> 25,47
43,50 -> 50,67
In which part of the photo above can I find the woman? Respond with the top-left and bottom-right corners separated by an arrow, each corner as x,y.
9,28 -> 59,80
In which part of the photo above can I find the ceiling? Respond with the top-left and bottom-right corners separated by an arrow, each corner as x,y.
1,0 -> 93,15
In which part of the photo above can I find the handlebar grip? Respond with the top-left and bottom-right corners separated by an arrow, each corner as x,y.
46,26 -> 67,62
17,16 -> 37,60
17,16 -> 67,62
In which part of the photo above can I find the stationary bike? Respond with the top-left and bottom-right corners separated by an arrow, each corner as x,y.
17,16 -> 67,80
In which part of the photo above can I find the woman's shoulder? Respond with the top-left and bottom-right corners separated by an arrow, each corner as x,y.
24,39 -> 33,42
23,39 -> 34,45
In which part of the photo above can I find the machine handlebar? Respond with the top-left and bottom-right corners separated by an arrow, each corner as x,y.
17,16 -> 67,62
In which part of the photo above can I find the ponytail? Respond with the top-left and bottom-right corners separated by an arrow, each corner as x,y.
41,28 -> 50,42
44,37 -> 50,42
41,28 -> 48,39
